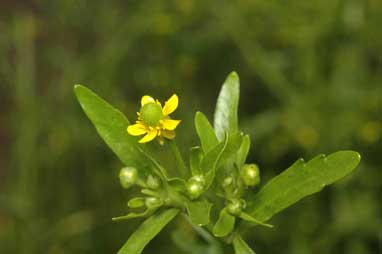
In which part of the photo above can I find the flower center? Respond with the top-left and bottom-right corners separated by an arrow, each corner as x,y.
140,103 -> 163,126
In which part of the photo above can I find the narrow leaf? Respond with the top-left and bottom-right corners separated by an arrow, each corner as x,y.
186,199 -> 213,226
112,207 -> 156,222
214,71 -> 240,141
233,234 -> 256,254
239,212 -> 273,228
201,134 -> 229,189
118,208 -> 179,254
213,208 -> 235,237
167,177 -> 187,192
236,135 -> 251,169
217,132 -> 243,168
195,111 -> 219,153
190,146 -> 203,176
74,85 -> 146,169
246,151 -> 361,222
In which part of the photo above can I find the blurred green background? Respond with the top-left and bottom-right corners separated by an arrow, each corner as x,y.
0,1 -> 381,254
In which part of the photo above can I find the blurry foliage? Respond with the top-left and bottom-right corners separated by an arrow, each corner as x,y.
0,0 -> 380,254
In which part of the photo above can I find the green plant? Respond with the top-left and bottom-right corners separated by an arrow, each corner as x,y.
74,71 -> 360,254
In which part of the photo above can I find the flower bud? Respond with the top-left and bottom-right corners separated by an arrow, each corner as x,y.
146,175 -> 161,189
240,164 -> 260,187
186,175 -> 205,200
227,199 -> 246,216
145,197 -> 162,208
127,197 -> 145,208
222,176 -> 233,188
140,103 -> 163,126
119,167 -> 138,189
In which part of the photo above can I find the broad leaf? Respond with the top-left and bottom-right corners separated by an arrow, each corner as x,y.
74,85 -> 146,169
232,234 -> 256,254
118,208 -> 179,254
214,71 -> 240,141
246,151 -> 361,222
212,208 -> 235,237
186,199 -> 213,226
195,111 -> 219,153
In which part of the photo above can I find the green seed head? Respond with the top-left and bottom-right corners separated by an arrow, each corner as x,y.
140,103 -> 163,126
241,164 -> 260,187
119,167 -> 138,188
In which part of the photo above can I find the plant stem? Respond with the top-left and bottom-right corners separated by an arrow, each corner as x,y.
168,140 -> 188,178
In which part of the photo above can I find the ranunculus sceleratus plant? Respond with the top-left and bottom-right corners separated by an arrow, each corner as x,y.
75,72 -> 360,254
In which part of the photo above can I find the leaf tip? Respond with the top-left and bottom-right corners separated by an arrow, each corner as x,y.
228,71 -> 239,80
73,84 -> 87,98
73,83 -> 84,91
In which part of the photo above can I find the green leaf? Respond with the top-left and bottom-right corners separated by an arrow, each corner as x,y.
239,212 -> 273,228
246,151 -> 361,222
201,134 -> 229,189
167,177 -> 187,192
214,71 -> 240,141
232,234 -> 256,254
112,208 -> 157,222
186,199 -> 213,226
117,208 -> 179,254
172,228 -> 222,254
74,85 -> 146,169
236,135 -> 251,169
217,132 -> 243,168
212,208 -> 235,237
189,146 -> 203,176
195,111 -> 219,153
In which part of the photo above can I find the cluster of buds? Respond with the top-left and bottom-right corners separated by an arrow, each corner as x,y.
118,167 -> 165,211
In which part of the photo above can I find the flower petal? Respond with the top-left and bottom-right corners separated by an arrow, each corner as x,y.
139,128 -> 158,143
161,119 -> 181,130
162,94 -> 178,116
161,130 -> 176,140
127,123 -> 147,136
141,95 -> 155,106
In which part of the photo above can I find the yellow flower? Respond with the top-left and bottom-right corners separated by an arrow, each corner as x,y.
127,94 -> 181,144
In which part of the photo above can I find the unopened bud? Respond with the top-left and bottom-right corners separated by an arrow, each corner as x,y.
146,175 -> 161,189
227,199 -> 246,216
145,197 -> 162,208
119,167 -> 138,188
186,175 -> 205,200
241,164 -> 260,187
128,197 -> 145,208
222,176 -> 233,188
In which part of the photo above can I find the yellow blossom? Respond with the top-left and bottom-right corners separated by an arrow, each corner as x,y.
127,94 -> 181,144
